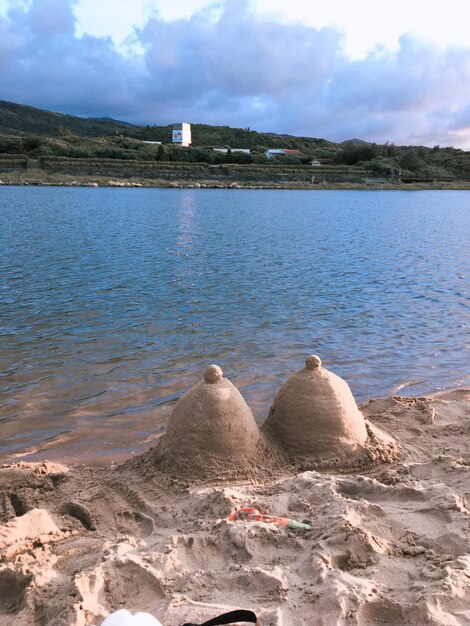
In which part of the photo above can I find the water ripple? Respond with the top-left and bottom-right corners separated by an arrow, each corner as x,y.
0,187 -> 469,461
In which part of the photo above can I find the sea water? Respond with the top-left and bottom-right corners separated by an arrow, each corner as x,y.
1,187 -> 469,461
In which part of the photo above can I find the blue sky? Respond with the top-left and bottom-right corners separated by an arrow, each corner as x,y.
1,0 -> 469,147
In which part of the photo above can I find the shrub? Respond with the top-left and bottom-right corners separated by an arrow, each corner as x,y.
399,149 -> 424,172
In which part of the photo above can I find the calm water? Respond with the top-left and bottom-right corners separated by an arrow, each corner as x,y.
1,188 -> 469,462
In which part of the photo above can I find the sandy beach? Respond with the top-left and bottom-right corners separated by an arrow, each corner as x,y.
1,386 -> 469,626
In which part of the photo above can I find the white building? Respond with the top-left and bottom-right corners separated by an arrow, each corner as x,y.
172,123 -> 192,147
264,149 -> 301,158
264,149 -> 284,158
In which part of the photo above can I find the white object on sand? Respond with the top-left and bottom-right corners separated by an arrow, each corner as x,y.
100,609 -> 163,626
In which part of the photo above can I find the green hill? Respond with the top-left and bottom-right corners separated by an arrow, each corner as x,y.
0,100 -> 135,137
128,122 -> 338,153
0,99 -> 338,154
0,99 -> 468,180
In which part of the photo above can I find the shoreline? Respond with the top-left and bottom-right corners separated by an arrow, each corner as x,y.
1,388 -> 469,625
1,171 -> 470,191
3,378 -> 469,469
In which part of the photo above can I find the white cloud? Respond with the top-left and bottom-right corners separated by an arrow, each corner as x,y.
255,0 -> 470,58
4,0 -> 470,57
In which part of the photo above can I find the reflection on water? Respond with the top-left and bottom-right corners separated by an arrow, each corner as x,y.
177,191 -> 197,252
0,188 -> 469,462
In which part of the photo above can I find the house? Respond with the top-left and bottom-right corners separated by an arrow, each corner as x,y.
213,148 -> 251,154
264,149 -> 301,158
172,123 -> 192,147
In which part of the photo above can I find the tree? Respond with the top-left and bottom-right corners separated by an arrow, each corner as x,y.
336,142 -> 379,165
399,149 -> 424,172
58,125 -> 71,137
156,144 -> 165,160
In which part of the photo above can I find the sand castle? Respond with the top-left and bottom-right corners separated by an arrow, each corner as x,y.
160,364 -> 260,458
263,355 -> 369,459
160,356 -> 374,464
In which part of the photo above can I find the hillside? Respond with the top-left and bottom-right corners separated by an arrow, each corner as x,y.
0,100 -> 468,181
0,99 -> 337,154
0,100 -> 135,137
128,122 -> 338,153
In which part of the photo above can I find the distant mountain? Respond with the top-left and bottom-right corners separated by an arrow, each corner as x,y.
341,138 -> 369,147
87,116 -> 132,124
0,100 -> 136,137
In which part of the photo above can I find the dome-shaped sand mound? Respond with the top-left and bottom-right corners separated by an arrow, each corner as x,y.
160,365 -> 260,458
264,355 -> 368,460
123,359 -> 397,487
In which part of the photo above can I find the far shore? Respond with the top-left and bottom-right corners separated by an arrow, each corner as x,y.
1,171 -> 470,191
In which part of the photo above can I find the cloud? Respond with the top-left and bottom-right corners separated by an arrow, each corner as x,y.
0,0 -> 142,115
1,0 -> 469,147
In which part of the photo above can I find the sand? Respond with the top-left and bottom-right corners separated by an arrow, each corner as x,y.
0,389 -> 469,626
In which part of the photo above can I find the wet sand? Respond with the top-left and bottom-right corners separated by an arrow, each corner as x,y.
0,389 -> 469,625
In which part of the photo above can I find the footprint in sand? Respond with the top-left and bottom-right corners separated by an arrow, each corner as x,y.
103,559 -> 167,616
116,510 -> 154,537
60,501 -> 96,531
357,599 -> 407,625
0,569 -> 32,615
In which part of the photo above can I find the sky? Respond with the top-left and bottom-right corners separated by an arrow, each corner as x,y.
0,0 -> 469,148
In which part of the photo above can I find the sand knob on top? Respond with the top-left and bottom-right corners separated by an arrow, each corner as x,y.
161,364 -> 260,458
264,355 -> 368,459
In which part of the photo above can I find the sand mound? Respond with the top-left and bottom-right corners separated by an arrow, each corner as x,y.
125,360 -> 397,487
160,365 -> 260,459
264,355 -> 369,459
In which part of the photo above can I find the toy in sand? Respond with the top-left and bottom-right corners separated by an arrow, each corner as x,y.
160,364 -> 260,458
264,355 -> 368,459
